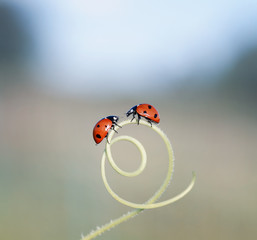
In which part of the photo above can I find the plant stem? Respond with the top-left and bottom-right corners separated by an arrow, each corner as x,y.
82,119 -> 195,240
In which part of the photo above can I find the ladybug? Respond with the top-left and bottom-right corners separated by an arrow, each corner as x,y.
93,115 -> 120,144
126,104 -> 160,126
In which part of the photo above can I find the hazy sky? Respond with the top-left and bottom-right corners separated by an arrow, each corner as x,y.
10,0 -> 257,95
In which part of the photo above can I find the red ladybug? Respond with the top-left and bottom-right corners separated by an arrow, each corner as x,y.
93,115 -> 120,144
126,104 -> 160,126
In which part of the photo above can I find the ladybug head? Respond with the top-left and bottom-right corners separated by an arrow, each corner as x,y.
106,115 -> 119,123
126,105 -> 137,117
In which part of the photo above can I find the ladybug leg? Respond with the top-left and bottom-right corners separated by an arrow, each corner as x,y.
106,133 -> 110,144
137,114 -> 141,125
130,113 -> 136,122
106,126 -> 118,144
111,125 -> 118,133
147,119 -> 153,127
113,122 -> 122,128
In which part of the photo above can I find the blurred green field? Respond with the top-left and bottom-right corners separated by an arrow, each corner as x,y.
1,86 -> 256,240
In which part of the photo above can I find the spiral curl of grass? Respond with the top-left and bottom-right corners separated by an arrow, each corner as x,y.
82,119 -> 196,240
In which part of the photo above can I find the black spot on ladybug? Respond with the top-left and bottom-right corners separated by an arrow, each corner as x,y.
144,110 -> 147,113
97,124 -> 100,128
96,134 -> 101,139
105,125 -> 107,127
154,114 -> 158,118
148,105 -> 152,109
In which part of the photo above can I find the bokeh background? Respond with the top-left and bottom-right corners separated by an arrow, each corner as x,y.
1,1 -> 257,240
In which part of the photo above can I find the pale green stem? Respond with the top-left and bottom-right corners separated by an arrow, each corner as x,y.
82,119 -> 196,240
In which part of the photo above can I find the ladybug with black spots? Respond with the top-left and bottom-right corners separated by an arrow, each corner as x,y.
93,115 -> 120,144
126,104 -> 160,126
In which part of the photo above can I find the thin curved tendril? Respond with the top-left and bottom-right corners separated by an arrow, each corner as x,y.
82,119 -> 196,240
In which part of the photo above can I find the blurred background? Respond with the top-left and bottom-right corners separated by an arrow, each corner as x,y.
1,1 -> 257,240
